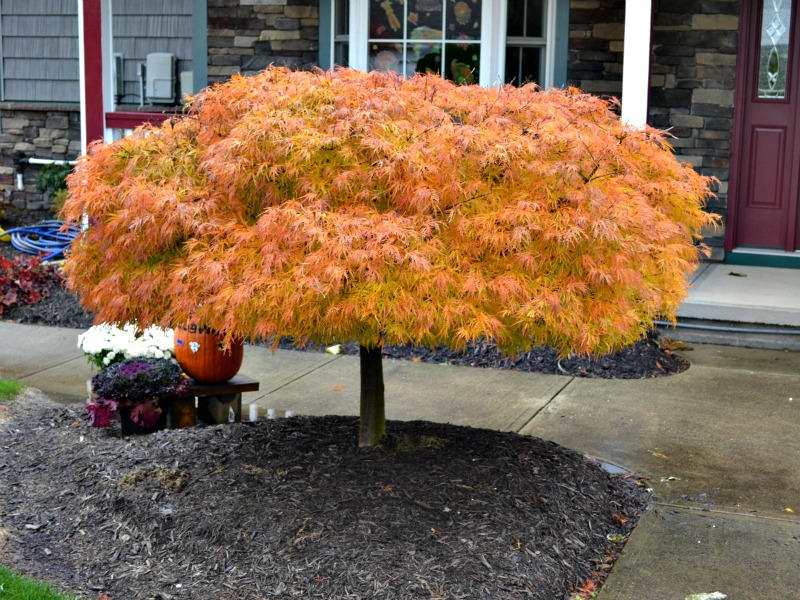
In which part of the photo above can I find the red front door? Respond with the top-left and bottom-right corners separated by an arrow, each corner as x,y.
730,0 -> 800,251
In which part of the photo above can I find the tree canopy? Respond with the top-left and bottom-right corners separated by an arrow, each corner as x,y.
62,67 -> 716,358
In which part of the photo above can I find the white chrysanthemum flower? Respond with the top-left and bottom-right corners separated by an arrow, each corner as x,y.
79,322 -> 176,370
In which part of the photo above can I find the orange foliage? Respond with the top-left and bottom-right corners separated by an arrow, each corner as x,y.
62,67 -> 717,356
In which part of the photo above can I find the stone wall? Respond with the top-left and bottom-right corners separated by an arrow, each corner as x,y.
206,0 -> 320,84
567,0 -> 625,98
649,1 -> 739,259
0,103 -> 81,210
567,0 -> 739,259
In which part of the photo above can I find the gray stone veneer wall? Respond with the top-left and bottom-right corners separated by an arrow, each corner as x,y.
206,0 -> 320,85
567,0 -> 738,258
0,103 -> 81,211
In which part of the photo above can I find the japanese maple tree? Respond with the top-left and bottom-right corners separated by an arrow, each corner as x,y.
62,67 -> 716,446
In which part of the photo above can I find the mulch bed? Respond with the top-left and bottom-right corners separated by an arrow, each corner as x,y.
0,390 -> 649,600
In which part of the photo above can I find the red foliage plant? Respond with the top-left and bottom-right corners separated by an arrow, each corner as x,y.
61,67 -> 717,444
0,255 -> 61,316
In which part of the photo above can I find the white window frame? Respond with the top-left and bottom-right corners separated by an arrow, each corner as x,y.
334,0 -> 559,88
505,0 -> 558,88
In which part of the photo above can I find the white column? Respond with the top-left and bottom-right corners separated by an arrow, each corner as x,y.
620,0 -> 653,126
101,0 -> 115,143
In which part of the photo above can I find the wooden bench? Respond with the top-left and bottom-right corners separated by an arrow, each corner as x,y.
167,374 -> 260,428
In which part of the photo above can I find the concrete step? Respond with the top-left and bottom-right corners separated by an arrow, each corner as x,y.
663,263 -> 800,350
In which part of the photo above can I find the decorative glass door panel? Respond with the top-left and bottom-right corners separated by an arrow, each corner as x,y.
758,0 -> 793,98
367,0 -> 482,84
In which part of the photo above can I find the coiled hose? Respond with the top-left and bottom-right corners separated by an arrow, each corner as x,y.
1,220 -> 79,262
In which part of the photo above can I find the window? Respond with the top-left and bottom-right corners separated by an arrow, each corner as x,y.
505,0 -> 554,86
326,0 -> 567,88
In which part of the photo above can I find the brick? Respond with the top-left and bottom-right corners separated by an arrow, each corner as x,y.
696,52 -> 737,66
670,114 -> 705,128
270,40 -> 317,51
2,118 -> 28,131
274,17 -> 300,30
692,14 -> 738,30
592,23 -> 624,39
51,145 -> 67,154
692,103 -> 733,118
242,55 -> 303,71
252,5 -> 286,12
242,0 -> 287,4
234,35 -> 259,47
649,87 -> 692,108
208,66 -> 242,76
210,55 -> 242,66
692,87 -> 734,106
284,6 -> 318,19
259,29 -> 301,41
579,79 -> 621,93
45,115 -> 69,129
697,129 -> 730,139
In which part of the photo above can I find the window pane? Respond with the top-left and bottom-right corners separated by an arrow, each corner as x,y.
507,0 -> 544,38
411,42 -> 443,76
365,0 -> 480,84
444,42 -> 479,84
335,0 -> 350,35
507,0 -> 525,37
408,0 -> 444,31
526,0 -> 544,38
334,42 -> 350,67
369,43 -> 404,74
505,46 -> 541,86
371,0 -> 405,39
758,0 -> 792,98
447,1 -> 481,40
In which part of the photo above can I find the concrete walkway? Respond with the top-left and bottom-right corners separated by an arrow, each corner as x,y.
1,321 -> 800,598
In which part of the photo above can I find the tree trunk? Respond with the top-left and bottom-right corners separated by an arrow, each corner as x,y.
359,344 -> 386,447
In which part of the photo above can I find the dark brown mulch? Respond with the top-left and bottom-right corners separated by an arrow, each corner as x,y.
0,391 -> 648,600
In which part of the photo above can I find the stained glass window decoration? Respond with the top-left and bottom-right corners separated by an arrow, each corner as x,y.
758,0 -> 792,99
366,0 -> 481,82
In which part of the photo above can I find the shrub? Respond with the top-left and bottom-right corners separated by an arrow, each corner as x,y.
62,67 -> 717,445
0,255 -> 61,317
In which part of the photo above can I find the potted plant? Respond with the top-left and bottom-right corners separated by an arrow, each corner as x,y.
78,323 -> 175,369
87,357 -> 191,434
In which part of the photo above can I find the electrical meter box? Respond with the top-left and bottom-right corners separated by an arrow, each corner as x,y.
146,53 -> 175,104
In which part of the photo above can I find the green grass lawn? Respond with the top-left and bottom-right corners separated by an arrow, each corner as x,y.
0,565 -> 80,599
0,378 -> 22,401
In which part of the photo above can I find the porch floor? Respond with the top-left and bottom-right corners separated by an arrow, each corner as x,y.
659,264 -> 800,350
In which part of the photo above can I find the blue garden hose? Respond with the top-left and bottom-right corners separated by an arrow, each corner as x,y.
2,220 -> 80,262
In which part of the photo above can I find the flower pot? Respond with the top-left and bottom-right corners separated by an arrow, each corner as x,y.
174,324 -> 244,383
118,402 -> 168,435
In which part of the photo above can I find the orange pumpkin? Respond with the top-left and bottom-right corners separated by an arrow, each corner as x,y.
173,324 -> 244,383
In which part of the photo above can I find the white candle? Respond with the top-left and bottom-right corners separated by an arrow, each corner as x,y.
248,403 -> 258,422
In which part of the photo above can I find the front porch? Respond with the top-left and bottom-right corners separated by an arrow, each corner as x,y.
659,263 -> 800,350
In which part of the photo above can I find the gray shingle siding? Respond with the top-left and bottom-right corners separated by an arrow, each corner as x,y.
112,0 -> 193,105
1,0 -> 79,102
